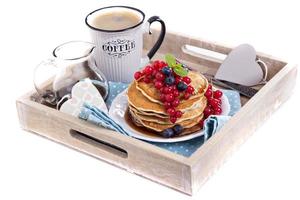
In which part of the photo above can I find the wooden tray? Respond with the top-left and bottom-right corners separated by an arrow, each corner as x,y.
16,30 -> 297,195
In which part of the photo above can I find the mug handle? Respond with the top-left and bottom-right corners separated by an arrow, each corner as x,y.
146,16 -> 166,59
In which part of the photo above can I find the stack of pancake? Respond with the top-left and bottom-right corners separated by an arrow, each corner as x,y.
127,71 -> 209,137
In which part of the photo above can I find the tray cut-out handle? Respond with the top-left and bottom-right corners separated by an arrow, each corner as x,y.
182,44 -> 226,64
70,129 -> 128,159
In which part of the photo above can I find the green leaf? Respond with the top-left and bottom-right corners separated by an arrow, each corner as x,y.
174,66 -> 188,76
165,54 -> 176,67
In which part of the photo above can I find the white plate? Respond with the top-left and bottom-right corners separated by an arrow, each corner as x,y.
109,90 -> 230,143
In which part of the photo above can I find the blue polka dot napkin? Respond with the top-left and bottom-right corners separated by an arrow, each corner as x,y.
82,81 -> 241,157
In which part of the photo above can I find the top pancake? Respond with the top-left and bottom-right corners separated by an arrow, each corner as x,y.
136,71 -> 208,104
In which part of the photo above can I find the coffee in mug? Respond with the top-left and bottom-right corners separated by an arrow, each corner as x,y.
85,6 -> 166,83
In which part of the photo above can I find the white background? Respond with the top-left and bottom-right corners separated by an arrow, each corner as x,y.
1,0 -> 300,199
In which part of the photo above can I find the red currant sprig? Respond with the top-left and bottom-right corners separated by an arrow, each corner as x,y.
199,84 -> 223,127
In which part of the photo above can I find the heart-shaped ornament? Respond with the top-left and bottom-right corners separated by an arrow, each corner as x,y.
59,78 -> 108,117
215,44 -> 266,86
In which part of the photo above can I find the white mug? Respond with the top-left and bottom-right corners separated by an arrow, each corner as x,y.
85,6 -> 166,83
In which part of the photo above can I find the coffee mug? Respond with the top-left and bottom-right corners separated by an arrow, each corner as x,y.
85,6 -> 166,83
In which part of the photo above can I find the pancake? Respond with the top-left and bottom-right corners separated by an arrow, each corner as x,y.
128,111 -> 202,137
130,98 -> 207,124
136,71 -> 208,104
127,81 -> 205,114
130,109 -> 204,132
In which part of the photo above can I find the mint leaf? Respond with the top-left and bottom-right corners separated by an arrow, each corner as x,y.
174,66 -> 188,76
165,54 -> 176,67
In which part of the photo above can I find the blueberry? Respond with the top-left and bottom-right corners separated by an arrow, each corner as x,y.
173,124 -> 183,135
164,75 -> 175,85
161,128 -> 175,138
161,66 -> 172,76
177,81 -> 188,91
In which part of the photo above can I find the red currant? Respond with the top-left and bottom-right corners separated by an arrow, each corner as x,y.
159,87 -> 164,93
204,89 -> 213,98
143,77 -> 151,83
153,60 -> 160,69
163,86 -> 173,94
208,84 -> 212,90
173,89 -> 180,97
165,93 -> 175,102
186,85 -> 195,94
155,72 -> 165,81
213,90 -> 223,99
183,92 -> 190,100
213,107 -> 222,115
175,77 -> 182,84
215,98 -> 222,105
182,76 -> 191,84
164,102 -> 172,109
143,65 -> 154,75
204,107 -> 212,118
160,93 -> 166,102
175,110 -> 183,118
134,71 -> 142,80
158,61 -> 167,68
152,69 -> 158,77
209,99 -> 220,109
154,81 -> 163,89
172,99 -> 180,107
170,116 -> 177,123
167,108 -> 176,116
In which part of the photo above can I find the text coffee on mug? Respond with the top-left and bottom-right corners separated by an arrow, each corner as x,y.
85,6 -> 166,83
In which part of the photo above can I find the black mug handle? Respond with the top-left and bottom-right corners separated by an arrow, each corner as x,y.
146,16 -> 166,59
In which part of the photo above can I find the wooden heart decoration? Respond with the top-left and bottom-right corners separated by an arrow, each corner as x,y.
60,79 -> 108,117
215,44 -> 265,86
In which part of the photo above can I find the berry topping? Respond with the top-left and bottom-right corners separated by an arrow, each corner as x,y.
213,90 -> 223,99
154,81 -> 163,89
143,65 -> 154,75
163,86 -> 173,94
161,66 -> 172,76
182,76 -> 191,84
161,128 -> 175,138
175,110 -> 183,118
209,98 -> 220,109
183,92 -> 191,100
204,107 -> 213,118
173,90 -> 180,97
173,124 -> 183,135
165,93 -> 175,102
175,77 -> 182,84
213,107 -> 222,115
167,108 -> 176,116
164,102 -> 172,109
160,93 -> 166,102
143,76 -> 151,83
204,88 -> 212,98
170,116 -> 177,123
186,85 -> 195,94
177,81 -> 188,91
164,75 -> 175,85
155,72 -> 165,81
171,99 -> 180,107
134,71 -> 142,80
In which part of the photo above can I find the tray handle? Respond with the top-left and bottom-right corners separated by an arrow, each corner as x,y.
69,129 -> 128,159
181,44 -> 226,64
